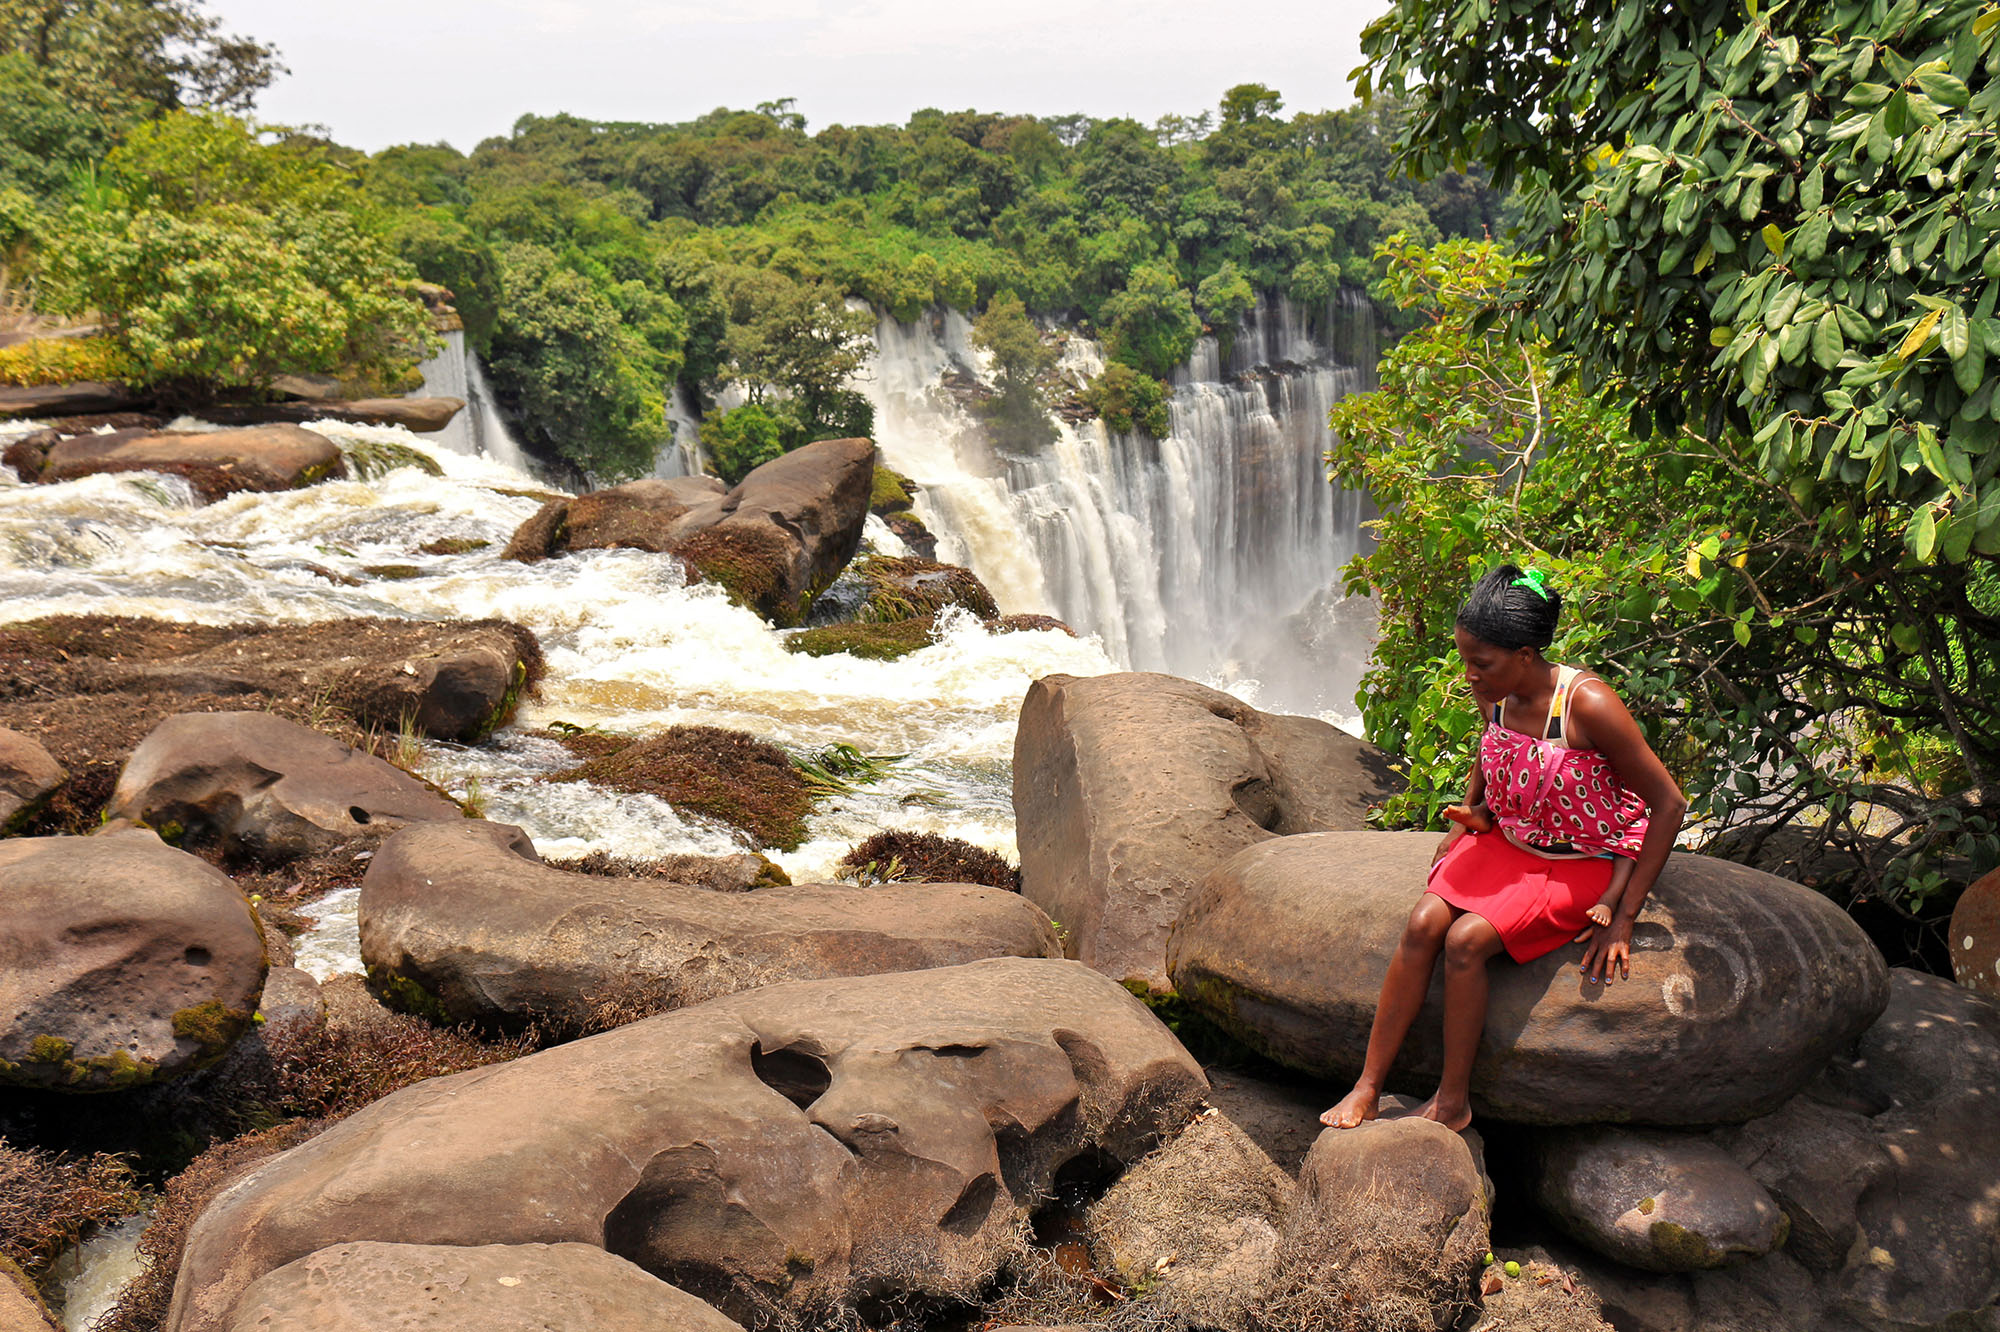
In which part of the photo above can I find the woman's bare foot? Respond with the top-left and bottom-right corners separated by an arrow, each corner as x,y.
1320,1085 -> 1381,1128
1411,1092 -> 1473,1133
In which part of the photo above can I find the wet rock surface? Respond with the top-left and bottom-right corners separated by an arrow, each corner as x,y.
1168,831 -> 1890,1125
107,712 -> 462,861
358,819 -> 1062,1027
225,1240 -> 743,1332
1013,671 -> 1400,990
198,396 -> 466,434
165,958 -> 1207,1332
0,829 -> 266,1090
504,438 -> 875,627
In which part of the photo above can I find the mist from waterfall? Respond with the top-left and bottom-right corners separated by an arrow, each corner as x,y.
855,294 -> 1379,721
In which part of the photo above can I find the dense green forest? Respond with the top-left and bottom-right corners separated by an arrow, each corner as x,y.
0,1 -> 1498,479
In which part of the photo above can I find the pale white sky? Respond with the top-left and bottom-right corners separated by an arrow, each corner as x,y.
206,0 -> 1387,152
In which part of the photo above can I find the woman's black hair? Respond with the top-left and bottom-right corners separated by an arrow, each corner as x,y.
1456,563 -> 1561,651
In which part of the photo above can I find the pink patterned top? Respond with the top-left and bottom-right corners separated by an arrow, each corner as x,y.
1480,665 -> 1649,858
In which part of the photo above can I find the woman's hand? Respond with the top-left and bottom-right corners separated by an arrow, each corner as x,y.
1432,822 -> 1466,866
1578,918 -> 1632,983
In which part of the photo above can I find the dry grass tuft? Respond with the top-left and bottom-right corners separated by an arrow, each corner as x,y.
549,724 -> 815,851
0,1141 -> 143,1279
836,830 -> 1020,891
1242,1182 -> 1484,1332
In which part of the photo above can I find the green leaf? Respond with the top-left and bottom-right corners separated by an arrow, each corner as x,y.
1846,82 -> 1894,106
1799,166 -> 1824,211
1733,620 -> 1753,647
1711,325 -> 1735,347
1915,70 -> 1970,107
1891,622 -> 1923,652
1793,624 -> 1819,645
1813,310 -> 1845,368
1911,506 -> 1939,562
1762,222 -> 1787,257
1942,305 -> 1972,359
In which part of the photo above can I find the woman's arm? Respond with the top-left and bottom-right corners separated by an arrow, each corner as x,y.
1567,679 -> 1688,981
1434,759 -> 1489,863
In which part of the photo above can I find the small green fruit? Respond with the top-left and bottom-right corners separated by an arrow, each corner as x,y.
1484,1252 -> 1496,1266
1504,1260 -> 1522,1278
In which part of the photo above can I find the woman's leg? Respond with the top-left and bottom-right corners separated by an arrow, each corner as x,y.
1322,893 -> 1456,1127
1414,911 -> 1506,1131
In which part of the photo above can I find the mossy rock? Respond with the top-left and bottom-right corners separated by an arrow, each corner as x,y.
550,724 -> 816,851
171,1000 -> 254,1065
784,620 -> 936,661
853,554 -> 997,623
419,537 -> 490,556
360,564 -> 423,581
836,830 -> 1019,890
869,465 -> 917,515
670,525 -> 802,625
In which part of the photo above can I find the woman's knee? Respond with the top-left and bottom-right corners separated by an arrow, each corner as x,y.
1443,916 -> 1501,969
1400,897 -> 1453,951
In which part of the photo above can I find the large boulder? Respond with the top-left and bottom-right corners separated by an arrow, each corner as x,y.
1166,831 -> 1890,1125
1254,1118 -> 1488,1330
225,1241 -> 742,1331
0,829 -> 266,1090
198,397 -> 466,434
10,425 -> 344,501
504,438 -> 876,627
1013,672 -> 1400,991
1949,864 -> 2000,996
1724,970 -> 2000,1329
106,712 -> 461,861
165,958 -> 1208,1332
0,728 -> 64,832
1531,1127 -> 1786,1272
358,819 -> 1062,1027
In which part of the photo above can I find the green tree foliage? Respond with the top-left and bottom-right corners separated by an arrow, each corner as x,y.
1082,362 -> 1170,438
40,111 -> 432,404
1100,262 -> 1201,378
385,210 -> 500,351
1331,237 -> 2000,920
699,403 -> 785,484
0,52 -> 111,198
971,291 -> 1056,450
1363,0 -> 2000,571
0,0 -> 282,120
716,266 -> 874,447
484,241 -> 673,480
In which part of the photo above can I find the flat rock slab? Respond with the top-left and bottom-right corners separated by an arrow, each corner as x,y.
11,425 -> 344,501
200,396 -> 466,433
226,1241 -> 742,1331
0,381 -> 145,419
0,829 -> 266,1090
504,438 -> 875,627
166,958 -> 1207,1332
108,712 -> 462,862
1166,831 -> 1889,1125
359,819 -> 1062,1026
0,727 -> 64,831
1533,1127 -> 1785,1271
1013,671 -> 1401,992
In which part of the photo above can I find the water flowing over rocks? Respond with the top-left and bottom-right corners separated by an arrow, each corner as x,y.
0,829 -> 266,1090
4,425 -> 345,502
1531,1127 -> 1787,1272
357,819 -> 1062,1028
1013,671 -> 1400,991
1166,831 -> 1890,1124
0,727 -> 63,830
106,712 -> 463,861
224,1241 -> 743,1332
164,957 -> 1207,1332
504,437 -> 875,627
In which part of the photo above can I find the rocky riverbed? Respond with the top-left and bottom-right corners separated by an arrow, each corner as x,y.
3,413 -> 1995,1332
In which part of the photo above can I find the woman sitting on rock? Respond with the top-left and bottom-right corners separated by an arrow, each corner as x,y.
1322,564 -> 1687,1132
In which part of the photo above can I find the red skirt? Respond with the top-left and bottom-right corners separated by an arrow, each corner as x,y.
1426,831 -> 1612,964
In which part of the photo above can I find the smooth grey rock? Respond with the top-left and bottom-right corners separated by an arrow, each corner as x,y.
1532,1127 -> 1786,1272
0,727 -> 64,831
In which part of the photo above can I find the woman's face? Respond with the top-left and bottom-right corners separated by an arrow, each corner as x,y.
1454,627 -> 1536,704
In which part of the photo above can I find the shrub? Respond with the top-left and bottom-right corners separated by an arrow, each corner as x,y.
0,334 -> 128,386
1082,362 -> 1170,437
699,402 -> 785,484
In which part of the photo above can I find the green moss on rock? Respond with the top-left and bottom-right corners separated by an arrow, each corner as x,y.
784,620 -> 936,661
368,965 -> 453,1024
869,465 -> 916,515
171,1001 -> 253,1063
1648,1220 -> 1730,1269
28,1035 -> 72,1063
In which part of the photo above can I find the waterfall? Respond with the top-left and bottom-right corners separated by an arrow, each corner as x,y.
857,293 -> 1378,720
653,384 -> 705,479
414,330 -> 535,476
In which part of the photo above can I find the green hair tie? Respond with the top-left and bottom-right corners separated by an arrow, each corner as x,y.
1511,568 -> 1551,600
